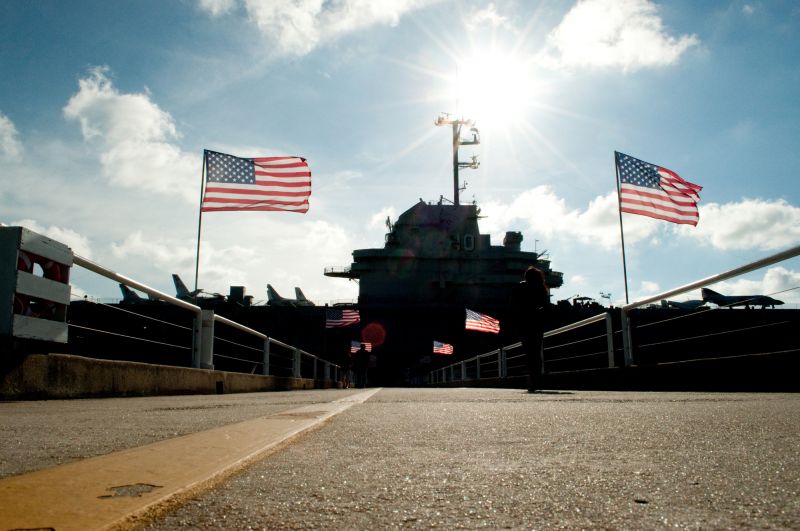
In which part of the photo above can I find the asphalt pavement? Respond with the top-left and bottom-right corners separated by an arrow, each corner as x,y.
2,388 -> 799,529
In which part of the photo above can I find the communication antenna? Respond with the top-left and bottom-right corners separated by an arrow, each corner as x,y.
435,113 -> 480,206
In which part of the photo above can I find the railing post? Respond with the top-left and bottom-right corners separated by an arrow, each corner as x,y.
192,313 -> 202,369
312,356 -> 318,380
500,348 -> 507,378
460,361 -> 466,381
621,309 -> 634,367
605,312 -> 615,368
262,338 -> 271,376
293,348 -> 301,378
194,309 -> 215,369
324,361 -> 330,381
476,357 -> 481,380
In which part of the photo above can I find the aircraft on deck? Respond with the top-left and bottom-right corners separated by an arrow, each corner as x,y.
267,284 -> 315,307
660,299 -> 707,310
172,274 -> 227,305
118,284 -> 160,304
701,288 -> 784,309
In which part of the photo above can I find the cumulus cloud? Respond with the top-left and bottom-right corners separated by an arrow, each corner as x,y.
682,198 -> 800,251
712,267 -> 800,304
199,0 -> 436,57
63,67 -> 197,202
480,187 -> 800,258
11,218 -> 93,258
539,0 -> 699,71
0,111 -> 23,160
480,186 -> 659,250
369,206 -> 397,230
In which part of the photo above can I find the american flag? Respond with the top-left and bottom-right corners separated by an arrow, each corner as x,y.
433,340 -> 453,355
201,150 -> 311,213
326,308 -> 360,328
615,152 -> 702,226
350,340 -> 372,353
465,309 -> 500,334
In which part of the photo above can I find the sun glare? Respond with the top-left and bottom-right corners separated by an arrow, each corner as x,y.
454,50 -> 536,130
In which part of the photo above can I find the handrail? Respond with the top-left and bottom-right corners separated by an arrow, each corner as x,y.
430,243 -> 800,384
72,254 -> 340,376
544,313 -> 607,337
621,244 -> 800,311
72,255 -> 202,315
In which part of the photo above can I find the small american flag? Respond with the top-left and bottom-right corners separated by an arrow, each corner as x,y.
433,340 -> 453,355
465,309 -> 500,334
616,152 -> 702,226
350,340 -> 373,353
326,308 -> 360,328
201,150 -> 311,213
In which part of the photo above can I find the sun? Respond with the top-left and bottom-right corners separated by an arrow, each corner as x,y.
453,49 -> 537,130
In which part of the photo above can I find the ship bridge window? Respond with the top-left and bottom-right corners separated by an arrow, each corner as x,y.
463,234 -> 475,251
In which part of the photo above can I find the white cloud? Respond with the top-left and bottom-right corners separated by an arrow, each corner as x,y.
207,0 -> 437,57
682,198 -> 800,251
369,206 -> 397,230
466,3 -> 509,31
539,0 -> 699,71
742,4 -> 755,16
713,267 -> 800,304
639,280 -> 660,294
198,0 -> 237,16
480,186 -> 659,250
0,111 -> 22,160
11,219 -> 93,258
63,67 -> 197,202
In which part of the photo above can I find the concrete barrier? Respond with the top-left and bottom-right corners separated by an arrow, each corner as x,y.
0,353 -> 339,400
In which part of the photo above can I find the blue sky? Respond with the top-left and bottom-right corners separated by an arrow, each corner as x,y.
1,0 -> 799,307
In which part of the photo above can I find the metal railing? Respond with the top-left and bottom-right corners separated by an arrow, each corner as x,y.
429,244 -> 800,385
72,254 -> 339,382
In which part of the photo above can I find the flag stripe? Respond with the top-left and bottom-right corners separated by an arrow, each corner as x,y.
433,341 -> 453,355
201,150 -> 311,214
465,308 -> 500,334
615,152 -> 702,227
326,308 -> 360,328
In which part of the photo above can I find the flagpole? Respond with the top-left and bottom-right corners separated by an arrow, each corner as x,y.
194,151 -> 207,292
614,151 -> 630,304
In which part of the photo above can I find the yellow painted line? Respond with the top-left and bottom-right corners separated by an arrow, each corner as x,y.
0,388 -> 381,531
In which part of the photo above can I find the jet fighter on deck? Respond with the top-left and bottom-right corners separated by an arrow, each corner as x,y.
172,274 -> 227,306
267,284 -> 315,307
701,288 -> 783,309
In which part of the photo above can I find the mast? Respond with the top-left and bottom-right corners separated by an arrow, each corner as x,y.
435,113 -> 480,206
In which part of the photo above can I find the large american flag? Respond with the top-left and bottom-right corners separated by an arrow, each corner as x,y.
615,152 -> 702,226
433,340 -> 454,355
465,309 -> 500,334
201,150 -> 311,213
326,308 -> 360,328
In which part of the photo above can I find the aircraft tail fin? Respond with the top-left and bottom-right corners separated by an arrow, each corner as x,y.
173,274 -> 190,298
295,287 -> 309,302
267,284 -> 283,302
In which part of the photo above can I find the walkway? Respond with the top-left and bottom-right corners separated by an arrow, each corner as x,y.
2,388 -> 798,529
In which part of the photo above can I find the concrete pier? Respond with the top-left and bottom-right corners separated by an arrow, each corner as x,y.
2,388 -> 798,529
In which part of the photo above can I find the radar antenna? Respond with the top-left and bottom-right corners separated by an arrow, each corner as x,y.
435,113 -> 480,206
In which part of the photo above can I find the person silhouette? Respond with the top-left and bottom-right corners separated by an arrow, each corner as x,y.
509,266 -> 549,392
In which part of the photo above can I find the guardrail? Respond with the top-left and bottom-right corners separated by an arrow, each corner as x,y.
72,254 -> 339,382
429,244 -> 800,385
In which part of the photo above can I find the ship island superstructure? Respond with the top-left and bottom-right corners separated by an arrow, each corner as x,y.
325,199 -> 563,308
